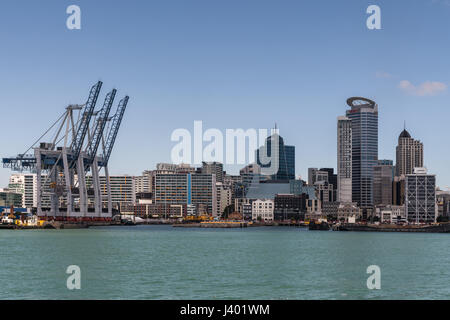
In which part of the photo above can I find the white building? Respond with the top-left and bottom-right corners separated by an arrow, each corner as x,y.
380,205 -> 406,224
216,182 -> 232,216
252,199 -> 274,222
8,174 -> 38,208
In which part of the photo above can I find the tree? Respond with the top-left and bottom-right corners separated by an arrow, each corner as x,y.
221,204 -> 235,219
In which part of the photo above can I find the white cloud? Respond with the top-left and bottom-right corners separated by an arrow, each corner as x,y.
398,80 -> 447,96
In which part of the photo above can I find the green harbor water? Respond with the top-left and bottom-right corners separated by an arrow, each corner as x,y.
0,225 -> 449,300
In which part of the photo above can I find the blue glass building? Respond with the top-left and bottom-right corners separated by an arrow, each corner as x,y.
345,97 -> 378,210
256,132 -> 295,181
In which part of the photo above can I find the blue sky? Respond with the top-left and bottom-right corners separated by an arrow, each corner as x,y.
0,0 -> 449,188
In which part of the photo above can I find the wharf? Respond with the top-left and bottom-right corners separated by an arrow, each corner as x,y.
174,221 -> 250,228
334,223 -> 450,233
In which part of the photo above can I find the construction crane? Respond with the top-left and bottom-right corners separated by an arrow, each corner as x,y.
1,81 -> 129,222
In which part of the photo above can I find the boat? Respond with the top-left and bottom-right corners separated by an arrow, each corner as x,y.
308,221 -> 330,231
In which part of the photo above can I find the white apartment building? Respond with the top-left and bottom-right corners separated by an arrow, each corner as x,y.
216,182 -> 232,216
8,174 -> 38,208
252,199 -> 274,222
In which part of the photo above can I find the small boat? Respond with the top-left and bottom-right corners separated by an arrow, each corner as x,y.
308,221 -> 330,231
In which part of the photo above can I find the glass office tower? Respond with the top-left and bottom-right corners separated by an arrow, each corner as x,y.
256,132 -> 295,181
345,97 -> 378,211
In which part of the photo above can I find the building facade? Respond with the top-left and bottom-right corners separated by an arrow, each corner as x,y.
373,160 -> 393,206
337,116 -> 352,203
252,199 -> 274,222
345,97 -> 378,211
405,168 -> 436,223
396,129 -> 423,176
273,194 -> 307,221
256,132 -> 295,181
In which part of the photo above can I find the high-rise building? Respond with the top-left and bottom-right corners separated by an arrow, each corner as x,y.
154,173 -> 217,216
202,162 -> 224,183
337,116 -> 352,203
216,182 -> 232,216
345,97 -> 378,211
373,160 -> 394,206
99,175 -> 135,209
256,131 -> 295,181
396,129 -> 423,176
405,167 -> 436,223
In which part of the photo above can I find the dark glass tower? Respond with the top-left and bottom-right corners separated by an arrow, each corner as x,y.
256,132 -> 295,181
345,97 -> 378,210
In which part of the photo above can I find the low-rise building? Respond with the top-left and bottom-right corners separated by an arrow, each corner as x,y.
252,199 -> 274,222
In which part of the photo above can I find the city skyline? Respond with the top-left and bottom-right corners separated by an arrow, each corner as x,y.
1,0 -> 450,188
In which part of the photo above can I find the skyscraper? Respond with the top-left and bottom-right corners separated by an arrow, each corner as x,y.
256,131 -> 295,181
337,116 -> 352,203
373,160 -> 394,206
396,128 -> 423,176
345,97 -> 379,211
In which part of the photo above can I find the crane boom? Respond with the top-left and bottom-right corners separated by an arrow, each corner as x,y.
86,89 -> 116,163
70,81 -> 102,167
100,96 -> 129,167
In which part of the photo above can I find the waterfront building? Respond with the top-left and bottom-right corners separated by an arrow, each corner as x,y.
242,202 -> 253,220
345,97 -> 379,212
251,199 -> 274,222
405,167 -> 436,223
234,198 -> 254,215
0,189 -> 23,207
373,160 -> 394,206
154,172 -> 217,216
216,182 -> 232,216
337,202 -> 361,222
337,116 -> 352,203
322,201 -> 340,220
273,194 -> 307,221
256,131 -> 295,181
98,175 -> 135,209
380,205 -> 406,224
8,173 -> 37,208
436,190 -> 450,218
396,129 -> 423,176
